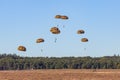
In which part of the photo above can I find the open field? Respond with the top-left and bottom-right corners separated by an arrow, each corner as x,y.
0,69 -> 120,80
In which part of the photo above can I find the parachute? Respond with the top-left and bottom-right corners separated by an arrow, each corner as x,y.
81,38 -> 88,42
61,15 -> 69,20
50,27 -> 60,34
36,38 -> 44,43
55,15 -> 68,20
18,46 -> 26,51
77,30 -> 85,34
55,15 -> 61,19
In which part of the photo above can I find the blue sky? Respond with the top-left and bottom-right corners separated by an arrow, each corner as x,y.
0,0 -> 120,57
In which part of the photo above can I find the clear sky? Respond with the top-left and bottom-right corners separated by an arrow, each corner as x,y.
0,0 -> 120,57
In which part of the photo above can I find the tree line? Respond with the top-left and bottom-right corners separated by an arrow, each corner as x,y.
0,54 -> 120,70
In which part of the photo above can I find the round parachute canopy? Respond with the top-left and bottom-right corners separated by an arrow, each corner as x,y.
61,15 -> 68,20
18,46 -> 26,51
77,30 -> 85,34
50,27 -> 60,34
55,15 -> 61,19
81,38 -> 88,42
36,38 -> 44,43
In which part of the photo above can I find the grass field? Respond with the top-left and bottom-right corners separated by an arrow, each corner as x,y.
0,69 -> 120,80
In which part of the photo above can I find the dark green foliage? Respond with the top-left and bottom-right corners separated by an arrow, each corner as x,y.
0,53 -> 120,70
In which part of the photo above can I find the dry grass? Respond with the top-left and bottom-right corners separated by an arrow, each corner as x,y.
0,69 -> 120,80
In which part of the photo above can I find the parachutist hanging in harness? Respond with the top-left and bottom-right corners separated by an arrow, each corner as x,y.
63,25 -> 65,28
54,37 -> 57,43
57,25 -> 59,27
41,49 -> 43,52
84,48 -> 86,51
